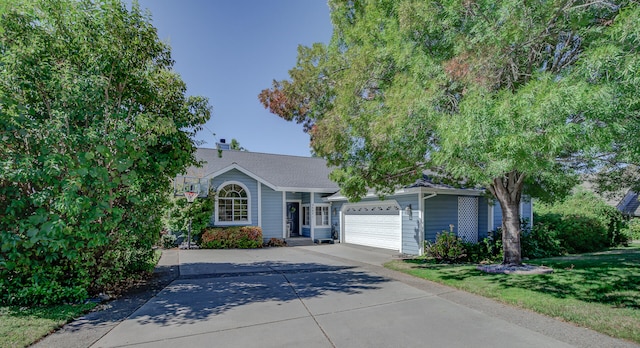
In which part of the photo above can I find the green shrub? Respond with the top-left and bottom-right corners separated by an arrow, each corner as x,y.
463,234 -> 503,263
163,190 -> 215,241
520,224 -> 563,258
425,231 -> 467,263
536,189 -> 629,249
160,233 -> 177,249
534,213 -> 609,254
628,219 -> 640,241
200,226 -> 263,249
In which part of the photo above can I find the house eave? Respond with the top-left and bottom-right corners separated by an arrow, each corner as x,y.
206,163 -> 278,191
326,186 -> 485,201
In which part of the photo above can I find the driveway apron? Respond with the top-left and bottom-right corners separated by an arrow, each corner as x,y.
90,245 -> 636,348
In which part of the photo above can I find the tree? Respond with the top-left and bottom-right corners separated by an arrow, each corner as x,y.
260,0 -> 635,265
0,0 -> 211,305
230,138 -> 247,151
577,4 -> 640,195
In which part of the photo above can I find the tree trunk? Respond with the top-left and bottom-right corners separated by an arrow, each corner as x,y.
488,170 -> 525,265
500,199 -> 522,265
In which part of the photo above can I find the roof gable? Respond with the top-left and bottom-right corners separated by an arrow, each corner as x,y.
183,148 -> 339,192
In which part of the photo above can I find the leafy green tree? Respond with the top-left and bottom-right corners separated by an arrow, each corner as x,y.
0,0 -> 210,305
577,4 -> 640,194
260,0 -> 636,264
230,138 -> 247,151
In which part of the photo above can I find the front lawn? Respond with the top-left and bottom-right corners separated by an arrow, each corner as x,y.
385,243 -> 640,344
0,303 -> 96,348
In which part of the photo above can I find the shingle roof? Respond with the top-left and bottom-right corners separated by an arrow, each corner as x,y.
617,190 -> 640,217
183,148 -> 339,192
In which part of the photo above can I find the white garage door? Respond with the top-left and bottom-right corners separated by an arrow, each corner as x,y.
343,202 -> 401,251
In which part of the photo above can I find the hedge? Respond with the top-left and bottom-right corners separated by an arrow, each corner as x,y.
200,226 -> 263,249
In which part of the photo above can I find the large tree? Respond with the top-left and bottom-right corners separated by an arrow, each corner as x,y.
261,0 -> 635,264
0,0 -> 210,304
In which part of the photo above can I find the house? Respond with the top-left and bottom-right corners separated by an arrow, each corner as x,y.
174,147 -> 533,255
580,179 -> 640,218
617,190 -> 640,217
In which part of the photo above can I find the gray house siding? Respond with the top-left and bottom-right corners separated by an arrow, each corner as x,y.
286,192 -> 301,201
395,195 -> 420,255
211,168 -> 258,226
331,201 -> 345,239
522,198 -> 533,227
424,195 -> 458,242
314,227 -> 331,239
478,197 -> 489,240
261,185 -> 283,239
302,227 -> 311,237
493,201 -> 503,230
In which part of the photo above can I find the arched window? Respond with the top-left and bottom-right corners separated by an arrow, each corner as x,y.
217,183 -> 249,223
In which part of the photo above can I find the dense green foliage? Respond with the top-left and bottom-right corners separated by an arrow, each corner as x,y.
536,189 -> 630,250
163,190 -> 215,245
424,232 -> 467,263
261,0 -> 640,265
0,0 -> 210,305
628,219 -> 640,241
200,226 -> 263,249
535,214 -> 610,254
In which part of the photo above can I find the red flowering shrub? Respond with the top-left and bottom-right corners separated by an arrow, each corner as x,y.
200,226 -> 263,249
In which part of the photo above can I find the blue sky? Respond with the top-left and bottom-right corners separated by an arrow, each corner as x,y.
131,0 -> 332,157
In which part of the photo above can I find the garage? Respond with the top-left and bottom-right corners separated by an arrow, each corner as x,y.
342,201 -> 401,251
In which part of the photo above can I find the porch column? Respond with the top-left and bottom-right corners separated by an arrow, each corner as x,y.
282,191 -> 286,238
418,192 -> 424,256
310,193 -> 315,241
257,182 -> 262,227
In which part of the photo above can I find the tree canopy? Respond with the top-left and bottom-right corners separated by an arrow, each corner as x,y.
261,0 -> 639,264
0,0 -> 210,304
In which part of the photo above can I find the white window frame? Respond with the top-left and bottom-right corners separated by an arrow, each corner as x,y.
315,204 -> 331,227
302,204 -> 311,227
301,204 -> 330,227
215,181 -> 251,226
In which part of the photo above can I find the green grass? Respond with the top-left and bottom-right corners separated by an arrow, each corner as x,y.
0,303 -> 96,348
386,243 -> 640,344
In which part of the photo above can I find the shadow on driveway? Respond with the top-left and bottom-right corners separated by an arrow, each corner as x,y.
129,261 -> 391,326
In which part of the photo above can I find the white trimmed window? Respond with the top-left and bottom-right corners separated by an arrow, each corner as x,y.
302,204 -> 330,227
216,182 -> 250,224
302,205 -> 310,226
315,205 -> 330,227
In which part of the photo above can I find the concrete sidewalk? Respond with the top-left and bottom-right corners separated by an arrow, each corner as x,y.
34,244 -> 638,348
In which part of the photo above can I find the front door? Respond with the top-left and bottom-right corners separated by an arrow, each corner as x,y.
287,202 -> 300,237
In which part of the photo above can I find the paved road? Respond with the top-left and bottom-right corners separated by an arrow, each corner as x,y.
36,244 -> 638,348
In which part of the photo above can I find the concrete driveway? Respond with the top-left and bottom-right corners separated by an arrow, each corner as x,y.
52,245 -> 639,348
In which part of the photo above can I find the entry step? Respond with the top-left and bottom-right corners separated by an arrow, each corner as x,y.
314,238 -> 335,244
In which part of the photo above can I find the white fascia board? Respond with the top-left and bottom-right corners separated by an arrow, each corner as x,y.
275,187 -> 339,194
327,186 -> 485,201
326,189 -> 415,201
206,164 -> 278,191
418,187 -> 485,196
